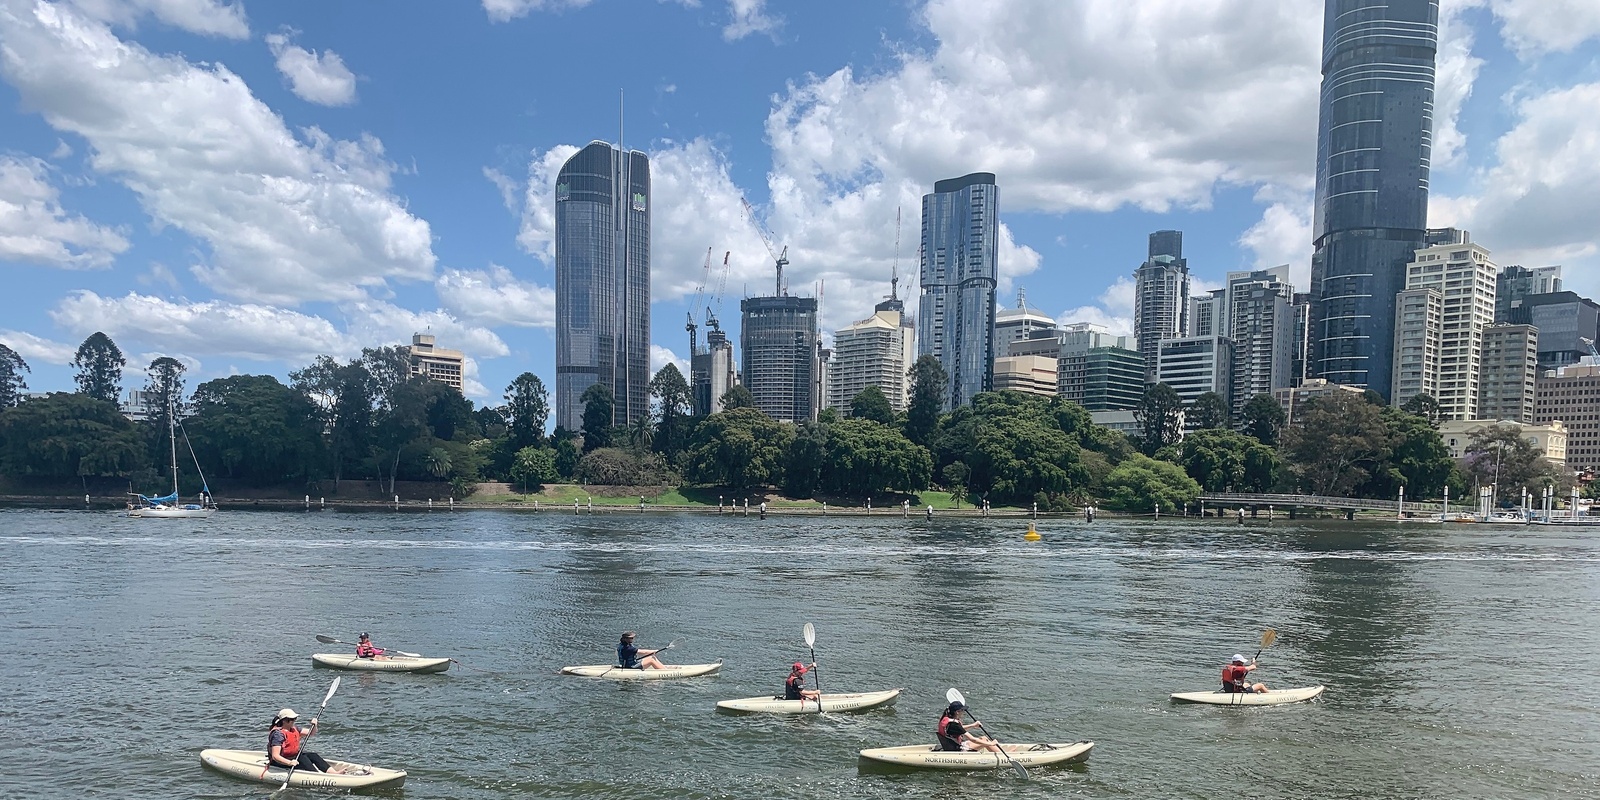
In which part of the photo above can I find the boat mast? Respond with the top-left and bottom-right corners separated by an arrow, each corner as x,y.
169,397 -> 179,497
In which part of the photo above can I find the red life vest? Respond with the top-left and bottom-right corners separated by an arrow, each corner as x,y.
357,642 -> 380,658
937,714 -> 961,740
1222,665 -> 1248,686
278,726 -> 302,758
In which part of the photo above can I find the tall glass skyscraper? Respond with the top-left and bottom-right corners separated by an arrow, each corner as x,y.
554,141 -> 651,432
918,172 -> 998,410
1308,0 -> 1438,400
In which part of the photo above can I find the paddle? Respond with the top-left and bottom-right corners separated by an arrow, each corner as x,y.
1254,628 -> 1277,663
274,677 -> 340,794
596,639 -> 679,678
803,622 -> 822,711
315,634 -> 422,658
946,688 -> 1028,780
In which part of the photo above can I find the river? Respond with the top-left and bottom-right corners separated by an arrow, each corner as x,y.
2,508 -> 1596,798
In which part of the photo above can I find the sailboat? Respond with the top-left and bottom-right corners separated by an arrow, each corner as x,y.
128,399 -> 216,519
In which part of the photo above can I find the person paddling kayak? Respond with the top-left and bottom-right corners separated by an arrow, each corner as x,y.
785,662 -> 820,701
268,709 -> 342,774
1222,654 -> 1269,693
617,631 -> 668,670
935,700 -> 1002,753
355,633 -> 388,660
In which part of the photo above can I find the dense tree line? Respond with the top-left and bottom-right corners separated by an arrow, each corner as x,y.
0,333 -> 1580,507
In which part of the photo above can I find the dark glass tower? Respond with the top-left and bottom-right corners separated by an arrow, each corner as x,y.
554,141 -> 651,432
917,172 -> 998,410
1309,0 -> 1438,400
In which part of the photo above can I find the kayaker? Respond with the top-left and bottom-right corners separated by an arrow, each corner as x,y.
617,631 -> 667,670
785,662 -> 821,702
1222,654 -> 1269,693
355,633 -> 388,660
935,700 -> 1002,753
267,709 -> 337,773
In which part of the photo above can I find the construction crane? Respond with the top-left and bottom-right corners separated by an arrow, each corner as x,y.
889,206 -> 902,304
687,247 -> 713,356
741,197 -> 789,296
708,250 -> 731,332
1583,336 -> 1599,362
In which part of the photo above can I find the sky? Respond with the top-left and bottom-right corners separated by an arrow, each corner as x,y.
1,0 -> 1598,404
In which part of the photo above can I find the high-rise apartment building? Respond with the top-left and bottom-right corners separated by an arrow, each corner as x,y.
993,288 -> 1057,358
408,333 -> 465,392
1477,323 -> 1538,423
1391,233 -> 1497,421
1496,265 -> 1561,324
1522,292 -> 1600,369
1391,287 -> 1443,409
1056,323 -> 1143,411
1134,230 -> 1189,382
827,302 -> 915,413
554,140 -> 651,431
1190,288 -> 1227,338
1156,335 -> 1232,414
1535,362 -> 1600,471
918,172 -> 999,410
741,295 -> 819,423
1226,266 -> 1297,416
992,355 -> 1059,398
1309,0 -> 1438,399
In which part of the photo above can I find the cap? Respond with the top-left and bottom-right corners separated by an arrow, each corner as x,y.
1232,654 -> 1246,663
276,708 -> 298,720
792,662 -> 807,673
621,631 -> 636,640
949,701 -> 966,710
359,633 -> 370,640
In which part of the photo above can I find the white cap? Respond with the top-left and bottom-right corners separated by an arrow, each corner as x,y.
276,708 -> 298,719
1231,654 -> 1246,663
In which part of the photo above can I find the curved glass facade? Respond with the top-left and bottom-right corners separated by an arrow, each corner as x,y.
555,141 -> 651,431
917,172 -> 998,410
1309,0 -> 1437,400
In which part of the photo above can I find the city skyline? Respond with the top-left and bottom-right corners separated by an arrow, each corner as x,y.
1,1 -> 1598,401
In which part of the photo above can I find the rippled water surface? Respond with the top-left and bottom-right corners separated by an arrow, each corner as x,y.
2,508 -> 1597,798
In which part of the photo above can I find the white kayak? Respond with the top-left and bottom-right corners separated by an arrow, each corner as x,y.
560,660 -> 723,680
311,653 -> 451,673
859,741 -> 1094,770
200,748 -> 406,790
716,688 -> 902,714
1170,685 -> 1326,706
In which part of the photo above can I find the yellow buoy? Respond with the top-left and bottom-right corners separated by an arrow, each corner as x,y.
1024,521 -> 1041,541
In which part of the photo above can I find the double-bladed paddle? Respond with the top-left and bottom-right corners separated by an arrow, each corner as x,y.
803,622 -> 822,711
273,677 -> 340,795
946,688 -> 1028,780
315,634 -> 422,658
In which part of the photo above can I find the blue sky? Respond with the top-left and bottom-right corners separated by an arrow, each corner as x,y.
2,0 -> 1598,403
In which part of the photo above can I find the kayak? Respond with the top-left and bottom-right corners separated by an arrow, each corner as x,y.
1170,685 -> 1326,706
311,653 -> 451,673
716,688 -> 901,714
560,660 -> 723,680
859,741 -> 1094,770
199,748 -> 406,790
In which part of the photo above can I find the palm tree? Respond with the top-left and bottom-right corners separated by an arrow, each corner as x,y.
424,447 -> 452,478
628,414 -> 654,452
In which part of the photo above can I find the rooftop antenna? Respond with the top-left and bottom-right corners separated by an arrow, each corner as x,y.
1017,286 -> 1026,311
618,88 -> 624,152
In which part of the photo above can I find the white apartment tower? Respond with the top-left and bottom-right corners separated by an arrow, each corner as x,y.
827,303 -> 916,413
1226,266 -> 1296,417
1392,230 -> 1498,420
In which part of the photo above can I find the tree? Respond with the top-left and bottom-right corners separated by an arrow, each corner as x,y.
360,345 -> 413,408
504,372 -> 549,450
1281,391 -> 1389,497
850,385 -> 895,425
72,332 -> 125,404
649,365 -> 693,461
187,375 -> 324,484
1400,393 -> 1443,426
1134,382 -> 1184,456
0,392 -> 146,481
1359,407 -> 1454,499
291,357 -> 377,486
142,356 -> 188,432
626,414 -> 654,452
554,437 -> 580,478
782,420 -> 830,497
818,418 -> 931,495
904,355 -> 947,447
1101,454 -> 1201,513
719,384 -> 755,411
1239,393 -> 1286,445
0,342 -> 29,409
576,447 -> 663,485
509,446 -> 557,494
580,382 -> 614,452
1463,424 -> 1564,504
684,407 -> 794,490
938,392 -> 1089,506
942,461 -> 971,504
1173,429 -> 1281,492
1189,391 -> 1230,430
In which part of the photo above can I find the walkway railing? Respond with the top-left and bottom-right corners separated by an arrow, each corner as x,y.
1199,492 -> 1404,511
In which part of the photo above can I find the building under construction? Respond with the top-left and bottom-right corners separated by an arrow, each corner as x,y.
740,294 -> 819,423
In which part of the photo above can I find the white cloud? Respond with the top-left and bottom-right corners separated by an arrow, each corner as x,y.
1238,193 -> 1313,288
265,30 -> 357,107
1468,0 -> 1600,58
67,0 -> 249,39
481,0 -> 591,23
0,154 -> 129,268
650,344 -> 688,377
434,264 -> 555,329
49,139 -> 72,159
1431,5 -> 1483,171
723,0 -> 779,41
341,299 -> 510,360
0,328 -> 76,364
50,290 -> 356,362
0,2 -> 436,305
483,167 -> 520,214
1056,277 -> 1135,337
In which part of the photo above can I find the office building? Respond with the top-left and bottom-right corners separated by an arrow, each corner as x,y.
993,288 -> 1057,357
554,140 -> 651,431
827,303 -> 915,413
1156,335 -> 1232,414
1496,265 -> 1561,324
1391,287 -> 1443,409
1309,0 -> 1438,399
1439,419 -> 1567,465
1226,266 -> 1297,416
741,294 -> 819,423
1274,378 -> 1367,425
690,325 -> 737,416
1535,362 -> 1600,471
1054,323 -> 1143,411
1523,292 -> 1600,369
918,172 -> 999,409
992,355 -> 1059,398
408,333 -> 465,392
1477,323 -> 1538,423
1392,233 -> 1497,421
1134,230 -> 1189,381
